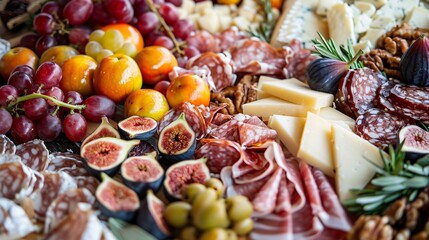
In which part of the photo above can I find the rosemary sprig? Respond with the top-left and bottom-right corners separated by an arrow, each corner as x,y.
311,32 -> 364,69
248,0 -> 275,42
343,142 -> 429,215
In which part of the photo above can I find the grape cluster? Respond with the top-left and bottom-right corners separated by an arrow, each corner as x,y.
85,29 -> 138,61
0,63 -> 116,144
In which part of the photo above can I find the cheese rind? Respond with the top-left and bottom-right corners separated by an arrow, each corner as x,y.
268,115 -> 306,156
297,112 -> 334,177
331,124 -> 384,201
260,78 -> 334,110
242,97 -> 319,118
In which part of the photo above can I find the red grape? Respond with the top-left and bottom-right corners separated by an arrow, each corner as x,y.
176,56 -> 187,68
41,1 -> 61,17
166,0 -> 182,7
64,91 -> 84,105
91,2 -> 115,25
23,98 -> 49,120
104,0 -> 134,23
153,36 -> 174,50
133,0 -> 149,16
136,12 -> 160,35
173,19 -> 195,40
144,31 -> 166,46
63,0 -> 94,26
54,33 -> 69,45
82,95 -> 116,122
27,84 -> 46,95
154,80 -> 170,96
35,35 -> 58,56
12,65 -> 34,79
68,27 -> 90,46
0,85 -> 18,106
46,86 -> 64,106
0,109 -> 13,134
33,13 -> 56,35
63,113 -> 87,142
37,114 -> 62,141
7,72 -> 33,95
34,61 -> 62,89
184,46 -> 200,58
10,115 -> 38,144
20,32 -> 39,51
159,3 -> 179,25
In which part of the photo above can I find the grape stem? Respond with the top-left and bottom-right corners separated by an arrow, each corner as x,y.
7,93 -> 86,112
145,0 -> 184,55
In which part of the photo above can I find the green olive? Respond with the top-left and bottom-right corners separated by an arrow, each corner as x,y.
193,199 -> 230,231
226,229 -> 238,240
182,183 -> 207,203
191,188 -> 217,218
164,201 -> 192,229
199,228 -> 228,240
179,226 -> 198,240
225,195 -> 253,222
204,178 -> 225,198
233,218 -> 254,235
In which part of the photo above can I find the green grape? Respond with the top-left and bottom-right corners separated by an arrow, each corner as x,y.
226,195 -> 253,222
115,42 -> 137,57
164,201 -> 192,228
200,228 -> 228,240
96,49 -> 114,62
232,218 -> 253,235
85,41 -> 103,59
101,29 -> 124,52
89,29 -> 105,42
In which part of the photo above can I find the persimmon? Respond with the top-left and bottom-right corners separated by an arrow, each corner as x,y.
166,74 -> 210,108
123,89 -> 170,121
60,55 -> 97,98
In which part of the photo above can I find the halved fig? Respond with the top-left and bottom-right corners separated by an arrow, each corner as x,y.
118,116 -> 158,140
121,156 -> 164,196
163,157 -> 210,200
158,112 -> 196,162
399,125 -> 429,159
80,137 -> 140,177
81,116 -> 120,147
96,173 -> 140,221
136,190 -> 171,239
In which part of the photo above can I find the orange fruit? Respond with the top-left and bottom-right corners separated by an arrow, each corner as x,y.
39,45 -> 79,66
0,47 -> 38,80
101,23 -> 144,52
123,89 -> 170,121
166,74 -> 210,108
93,54 -> 143,103
134,46 -> 178,85
60,55 -> 97,98
271,0 -> 283,9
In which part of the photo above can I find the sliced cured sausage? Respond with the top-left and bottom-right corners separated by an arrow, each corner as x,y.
283,39 -> 317,81
47,152 -> 88,177
0,134 -> 16,155
186,30 -> 220,53
194,138 -> 242,173
216,26 -> 248,52
210,119 -> 240,142
390,83 -> 429,111
75,176 -> 100,196
238,123 -> 277,147
335,71 -> 357,119
0,161 -> 37,201
15,139 -> 49,172
0,198 -> 37,239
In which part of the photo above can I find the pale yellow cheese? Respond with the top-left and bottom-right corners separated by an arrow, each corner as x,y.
405,6 -> 429,29
242,97 -> 319,118
329,120 -> 354,132
194,1 -> 213,14
256,76 -> 279,99
268,115 -> 306,156
256,89 -> 272,100
260,78 -> 334,110
327,3 -> 356,46
297,112 -> 334,177
331,124 -> 384,201
360,28 -> 386,49
318,107 -> 355,122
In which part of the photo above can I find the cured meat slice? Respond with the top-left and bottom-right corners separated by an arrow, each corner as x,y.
374,79 -> 397,112
186,52 -> 236,91
46,152 -> 89,177
242,148 -> 268,171
210,118 -> 240,142
251,212 -> 293,240
0,154 -> 21,164
355,108 -> 413,148
228,38 -> 287,75
32,171 -> 77,220
292,201 -> 324,239
216,26 -> 248,52
194,138 -> 242,173
301,161 -> 328,220
46,203 -> 103,240
0,198 -> 37,239
45,188 -> 96,233
311,167 -> 351,232
0,135 -> 16,155
220,167 -> 268,200
252,167 -> 283,215
75,176 -> 100,196
275,171 -> 291,213
0,161 -> 36,201
15,139 -> 49,171
238,123 -> 277,147
390,83 -> 429,110
186,30 -> 220,53
168,66 -> 216,91
211,112 -> 233,126
283,39 -> 317,81
334,71 -> 357,119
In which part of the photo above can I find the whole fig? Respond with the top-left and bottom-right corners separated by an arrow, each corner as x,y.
400,36 -> 429,86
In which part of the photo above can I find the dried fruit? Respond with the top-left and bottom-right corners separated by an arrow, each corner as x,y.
95,173 -> 140,221
400,36 -> 429,86
80,137 -> 139,177
399,125 -> 429,154
121,156 -> 164,196
118,115 -> 157,140
158,112 -> 196,162
163,157 -> 210,200
81,116 -> 120,147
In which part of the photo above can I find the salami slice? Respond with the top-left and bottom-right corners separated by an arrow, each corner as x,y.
75,176 -> 100,196
0,198 -> 37,239
211,112 -> 233,126
210,119 -> 240,142
16,139 -> 49,171
194,138 -> 242,173
220,166 -> 268,200
292,201 -> 324,239
390,83 -> 429,110
252,167 -> 283,215
0,154 -> 21,164
274,171 -> 291,213
238,123 -> 277,147
47,152 -> 88,177
186,30 -> 220,53
44,188 -> 96,234
334,71 -> 357,119
283,39 -> 317,81
301,161 -> 327,220
0,135 -> 16,155
355,108 -> 413,148
186,52 -> 236,91
215,26 -> 248,52
32,171 -> 77,220
374,79 -> 397,112
0,161 -> 35,201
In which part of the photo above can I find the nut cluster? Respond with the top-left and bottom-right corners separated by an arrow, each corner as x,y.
360,24 -> 429,80
348,187 -> 429,240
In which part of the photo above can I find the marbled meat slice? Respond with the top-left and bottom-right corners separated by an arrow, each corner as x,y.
238,122 -> 277,147
15,139 -> 49,171
251,212 -> 293,240
0,135 -> 16,155
75,176 -> 100,196
194,138 -> 242,173
215,26 -> 248,52
0,198 -> 37,239
252,167 -> 283,215
390,82 -> 429,111
186,30 -> 220,54
0,161 -> 39,201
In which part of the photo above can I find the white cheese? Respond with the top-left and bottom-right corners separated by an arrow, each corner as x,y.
194,1 -> 213,15
370,16 -> 395,30
180,0 -> 195,14
268,115 -> 306,156
213,5 -> 230,16
242,97 -> 319,118
405,6 -> 429,29
197,11 -> 220,34
316,0 -> 342,16
358,0 -> 386,9
297,112 -> 335,177
238,7 -> 257,22
327,3 -> 356,46
219,15 -> 232,32
354,1 -> 376,16
354,14 -> 372,34
353,40 -> 372,53
331,124 -> 385,201
257,75 -> 280,89
360,28 -> 386,49
260,78 -> 334,110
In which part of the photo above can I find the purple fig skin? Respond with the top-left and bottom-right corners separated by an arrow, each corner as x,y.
306,58 -> 349,94
400,36 -> 429,86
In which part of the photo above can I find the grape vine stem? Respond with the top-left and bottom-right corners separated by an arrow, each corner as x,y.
7,93 -> 86,112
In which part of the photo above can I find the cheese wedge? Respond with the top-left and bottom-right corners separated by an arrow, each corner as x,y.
260,78 -> 334,110
242,97 -> 318,118
331,124 -> 384,201
327,3 -> 356,46
318,107 -> 354,122
256,76 -> 279,99
268,115 -> 306,156
297,112 -> 334,177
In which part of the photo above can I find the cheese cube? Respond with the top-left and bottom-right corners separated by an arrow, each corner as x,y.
354,1 -> 376,16
297,112 -> 334,177
354,14 -> 372,34
238,7 -> 257,22
316,0 -> 342,16
187,13 -> 200,26
268,115 -> 306,156
219,15 -> 232,32
330,120 -> 354,132
197,11 -> 220,34
331,124 -> 384,201
256,89 -> 272,99
194,1 -> 213,15
213,5 -> 230,16
177,8 -> 188,19
242,97 -> 319,118
327,3 -> 356,46
360,28 -> 385,49
405,6 -> 429,29
233,16 -> 251,31
260,78 -> 334,110
258,76 -> 280,89
370,16 -> 395,30
353,40 -> 372,53
180,0 -> 195,14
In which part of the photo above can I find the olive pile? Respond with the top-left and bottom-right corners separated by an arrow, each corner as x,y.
163,178 -> 254,240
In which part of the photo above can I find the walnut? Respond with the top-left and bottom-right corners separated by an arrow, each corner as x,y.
348,216 -> 394,240
383,198 -> 407,225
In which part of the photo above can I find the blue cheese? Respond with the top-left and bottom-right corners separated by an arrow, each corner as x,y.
370,16 -> 395,30
360,28 -> 386,49
405,6 -> 429,29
